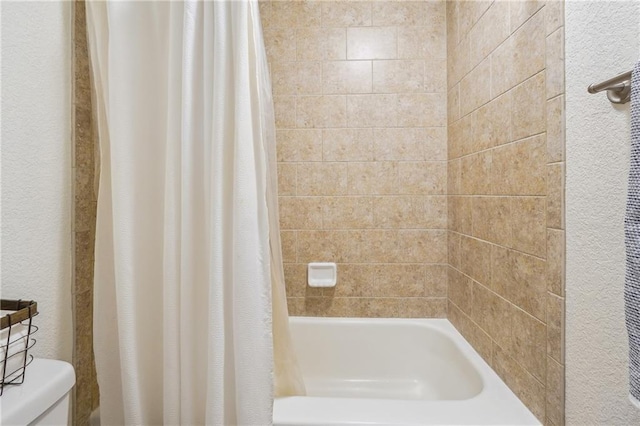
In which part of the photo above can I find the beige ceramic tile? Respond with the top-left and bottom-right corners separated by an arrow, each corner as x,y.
547,95 -> 565,163
448,85 -> 460,124
468,0 -> 510,68
492,343 -> 546,421
547,228 -> 565,296
398,25 -> 447,60
546,356 -> 565,426
472,197 -> 512,246
422,298 -> 448,318
398,93 -> 447,127
270,1 -> 321,28
448,159 -> 460,195
320,296 -> 360,317
360,298 -> 400,318
347,94 -> 398,127
347,27 -> 397,60
460,151 -> 492,195
546,0 -> 565,35
284,263 -> 322,297
489,245 -> 510,298
280,230 -> 297,263
276,129 -> 322,162
546,28 -> 565,99
448,300 -> 493,363
491,11 -> 545,96
510,0 -> 545,33
510,306 -> 547,383
297,95 -> 347,128
323,128 -> 374,161
493,247 -> 547,321
373,196 -> 446,229
507,249 -> 547,320
322,196 -> 374,229
321,1 -> 372,27
279,197 -> 323,230
258,1 -> 272,29
277,162 -> 296,196
424,57 -> 447,93
425,264 -> 448,297
273,95 -> 296,128
270,61 -> 297,95
491,135 -> 546,196
398,230 -> 447,263
371,1 -> 427,26
547,292 -> 565,364
373,128 -> 427,161
460,235 -> 492,286
458,0 -> 492,38
448,34 -> 470,89
75,198 -> 97,233
297,27 -> 346,60
268,1 -> 295,30
287,297 -> 306,316
454,113 -> 474,158
323,61 -> 372,94
75,231 -> 94,294
445,0 -> 459,49
448,266 -> 473,315
397,161 -> 447,195
354,229 -> 401,263
372,264 -> 426,297
348,161 -> 398,195
448,231 -> 462,270
460,57 -> 491,117
448,196 -> 472,235
511,196 -> 546,258
372,60 -> 425,93
297,230 -> 351,263
511,72 -> 546,141
472,92 -> 511,150
296,61 -> 323,95
547,162 -> 565,229
471,282 -> 513,350
297,162 -> 348,196
264,27 -> 296,62
75,165 -> 94,202
74,106 -> 94,170
329,264 -> 376,297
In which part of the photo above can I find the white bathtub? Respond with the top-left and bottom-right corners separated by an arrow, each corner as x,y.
274,317 -> 541,426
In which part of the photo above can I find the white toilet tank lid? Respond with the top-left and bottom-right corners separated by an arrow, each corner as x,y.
0,358 -> 76,425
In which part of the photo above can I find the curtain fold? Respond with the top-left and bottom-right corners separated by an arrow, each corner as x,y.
85,1 -> 304,424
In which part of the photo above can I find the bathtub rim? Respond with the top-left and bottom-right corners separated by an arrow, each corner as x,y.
274,316 -> 541,426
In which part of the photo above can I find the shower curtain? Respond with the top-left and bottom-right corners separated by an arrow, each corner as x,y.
85,1 -> 304,424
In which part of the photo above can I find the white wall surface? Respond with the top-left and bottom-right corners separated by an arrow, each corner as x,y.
1,1 -> 73,362
566,1 -> 640,424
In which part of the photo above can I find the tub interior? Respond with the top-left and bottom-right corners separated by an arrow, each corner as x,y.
289,318 -> 483,401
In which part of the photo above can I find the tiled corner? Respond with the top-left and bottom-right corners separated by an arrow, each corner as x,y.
446,0 -> 565,423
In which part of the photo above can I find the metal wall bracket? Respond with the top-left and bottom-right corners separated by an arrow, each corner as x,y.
588,70 -> 632,104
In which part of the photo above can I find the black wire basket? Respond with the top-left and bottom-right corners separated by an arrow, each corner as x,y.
0,300 -> 38,396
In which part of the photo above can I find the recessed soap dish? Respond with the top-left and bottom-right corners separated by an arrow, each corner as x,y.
307,263 -> 337,288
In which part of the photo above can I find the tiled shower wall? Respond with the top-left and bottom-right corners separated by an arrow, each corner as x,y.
261,1 -> 450,318
72,1 -> 99,424
446,1 -> 565,424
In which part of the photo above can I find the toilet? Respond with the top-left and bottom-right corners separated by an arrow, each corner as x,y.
1,358 -> 75,425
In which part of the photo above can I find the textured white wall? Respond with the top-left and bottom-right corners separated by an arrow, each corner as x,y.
566,1 -> 640,424
1,1 -> 73,362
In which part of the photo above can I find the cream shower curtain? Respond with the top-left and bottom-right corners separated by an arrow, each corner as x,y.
85,1 -> 304,424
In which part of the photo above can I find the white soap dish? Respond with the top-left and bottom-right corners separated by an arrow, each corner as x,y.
307,263 -> 337,288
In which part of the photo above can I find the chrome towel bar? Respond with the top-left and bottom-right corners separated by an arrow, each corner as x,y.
588,70 -> 632,104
